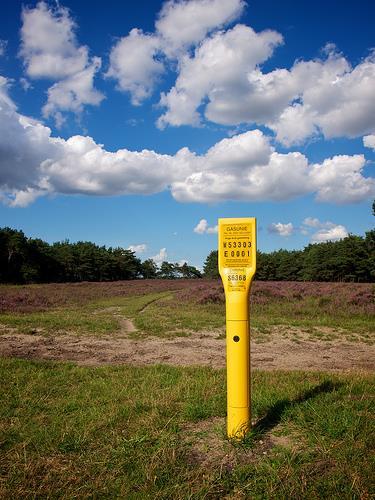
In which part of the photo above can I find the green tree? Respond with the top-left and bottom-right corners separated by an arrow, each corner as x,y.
273,249 -> 303,281
111,248 -> 142,280
178,262 -> 202,279
24,238 -> 61,283
203,250 -> 219,278
365,230 -> 375,281
255,251 -> 276,280
0,228 -> 29,283
141,259 -> 158,279
158,261 -> 177,279
2,225 -> 374,285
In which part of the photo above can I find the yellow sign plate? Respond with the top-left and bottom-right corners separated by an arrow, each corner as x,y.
221,223 -> 253,267
218,218 -> 256,293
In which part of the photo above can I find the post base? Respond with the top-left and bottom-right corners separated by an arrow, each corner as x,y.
227,406 -> 250,438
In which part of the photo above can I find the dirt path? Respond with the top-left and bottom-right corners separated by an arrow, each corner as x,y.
0,329 -> 373,371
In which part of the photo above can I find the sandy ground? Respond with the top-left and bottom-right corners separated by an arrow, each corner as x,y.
0,326 -> 373,371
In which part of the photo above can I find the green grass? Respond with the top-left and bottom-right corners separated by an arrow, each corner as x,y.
0,292 -> 172,337
87,291 -> 224,338
128,292 -> 374,342
0,308 -> 119,336
0,358 -> 373,498
94,291 -> 173,317
0,291 -> 225,339
117,292 -> 374,342
251,297 -> 374,336
133,299 -> 224,337
0,287 -> 373,343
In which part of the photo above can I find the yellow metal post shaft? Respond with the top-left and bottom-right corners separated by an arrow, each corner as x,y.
226,293 -> 250,438
218,217 -> 256,439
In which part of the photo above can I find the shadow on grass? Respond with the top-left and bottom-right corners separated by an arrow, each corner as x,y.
252,380 -> 341,437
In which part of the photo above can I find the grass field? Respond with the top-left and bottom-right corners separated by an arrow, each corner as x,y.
0,280 -> 374,498
0,280 -> 374,342
1,359 -> 374,498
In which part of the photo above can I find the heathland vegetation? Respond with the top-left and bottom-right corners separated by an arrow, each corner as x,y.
1,226 -> 374,284
1,279 -> 373,341
0,279 -> 374,497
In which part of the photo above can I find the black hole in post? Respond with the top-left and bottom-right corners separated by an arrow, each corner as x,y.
233,336 -> 240,342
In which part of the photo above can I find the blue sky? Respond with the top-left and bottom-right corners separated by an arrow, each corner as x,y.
0,0 -> 374,268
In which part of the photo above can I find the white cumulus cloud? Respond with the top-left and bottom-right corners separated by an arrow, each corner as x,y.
268,222 -> 294,237
154,12 -> 375,145
309,154 -> 372,204
42,57 -> 103,120
151,248 -> 168,265
107,0 -> 245,104
0,79 -> 374,207
103,1 -> 375,144
363,134 -> 375,150
156,0 -> 245,57
194,219 -> 218,234
303,217 -> 321,228
158,24 -> 283,128
311,225 -> 348,243
302,218 -> 349,243
128,244 -> 147,254
20,1 -> 103,125
19,77 -> 32,91
106,29 -> 163,105
268,50 -> 375,145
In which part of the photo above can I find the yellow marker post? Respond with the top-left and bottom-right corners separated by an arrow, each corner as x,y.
218,218 -> 256,438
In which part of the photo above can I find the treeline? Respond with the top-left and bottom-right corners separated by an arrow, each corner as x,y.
0,227 -> 201,284
1,227 -> 374,284
204,230 -> 375,282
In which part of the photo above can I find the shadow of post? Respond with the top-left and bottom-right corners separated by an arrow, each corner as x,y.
252,380 -> 341,436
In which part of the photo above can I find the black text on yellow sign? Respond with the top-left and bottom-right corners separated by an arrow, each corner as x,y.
219,219 -> 256,292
